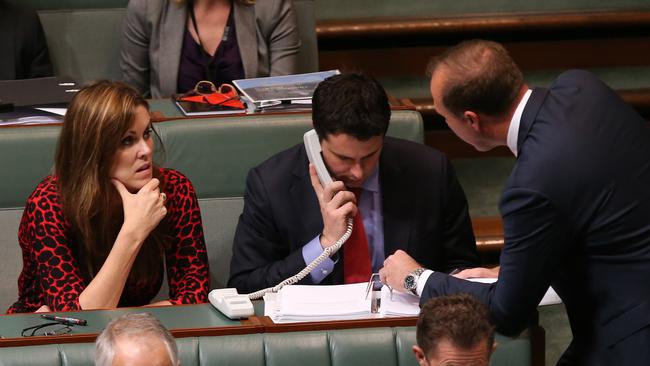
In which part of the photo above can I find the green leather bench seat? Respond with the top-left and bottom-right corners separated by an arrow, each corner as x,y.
0,327 -> 532,366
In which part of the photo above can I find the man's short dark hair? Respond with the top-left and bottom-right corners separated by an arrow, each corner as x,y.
427,39 -> 523,118
312,72 -> 390,141
416,294 -> 495,358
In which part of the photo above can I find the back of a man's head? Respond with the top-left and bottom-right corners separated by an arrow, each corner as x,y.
312,72 -> 391,141
427,39 -> 523,118
95,313 -> 179,366
415,294 -> 495,366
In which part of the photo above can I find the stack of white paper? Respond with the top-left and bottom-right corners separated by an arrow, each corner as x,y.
266,283 -> 372,323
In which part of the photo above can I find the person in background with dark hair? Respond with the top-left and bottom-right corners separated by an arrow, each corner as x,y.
7,81 -> 209,313
380,40 -> 650,365
228,72 -> 480,293
0,1 -> 53,80
121,0 -> 300,98
414,294 -> 495,366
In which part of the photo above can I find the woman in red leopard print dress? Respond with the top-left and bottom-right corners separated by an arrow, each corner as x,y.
7,81 -> 209,313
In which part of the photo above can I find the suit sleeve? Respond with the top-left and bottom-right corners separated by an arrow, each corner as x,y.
120,0 -> 152,96
438,156 -> 480,271
228,168 -> 312,293
265,0 -> 300,75
421,187 -> 570,335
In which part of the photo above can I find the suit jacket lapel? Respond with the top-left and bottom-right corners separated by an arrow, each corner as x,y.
233,2 -> 257,78
290,146 -> 322,236
159,2 -> 186,95
379,139 -> 412,258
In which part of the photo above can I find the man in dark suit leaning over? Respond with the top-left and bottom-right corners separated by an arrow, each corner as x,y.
380,40 -> 650,365
229,72 -> 480,293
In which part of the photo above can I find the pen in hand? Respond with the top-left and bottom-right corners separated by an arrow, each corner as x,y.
40,314 -> 87,326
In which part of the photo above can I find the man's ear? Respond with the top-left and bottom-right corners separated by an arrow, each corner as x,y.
463,111 -> 481,132
412,345 -> 428,366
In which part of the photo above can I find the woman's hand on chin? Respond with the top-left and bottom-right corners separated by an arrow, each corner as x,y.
113,178 -> 167,242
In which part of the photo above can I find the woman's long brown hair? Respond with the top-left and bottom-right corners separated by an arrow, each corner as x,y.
55,81 -> 167,291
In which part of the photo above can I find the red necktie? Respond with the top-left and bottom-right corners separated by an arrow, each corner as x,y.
343,187 -> 372,284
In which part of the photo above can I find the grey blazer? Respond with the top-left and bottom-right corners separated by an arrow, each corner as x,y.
120,0 -> 301,98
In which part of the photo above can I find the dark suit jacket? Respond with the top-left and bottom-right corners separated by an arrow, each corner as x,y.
421,70 -> 650,365
0,2 -> 52,80
229,136 -> 479,293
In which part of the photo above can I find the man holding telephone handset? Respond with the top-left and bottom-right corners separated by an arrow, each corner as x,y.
228,72 -> 480,293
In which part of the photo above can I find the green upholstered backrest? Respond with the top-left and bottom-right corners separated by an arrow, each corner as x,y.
37,9 -> 126,85
0,327 -> 532,366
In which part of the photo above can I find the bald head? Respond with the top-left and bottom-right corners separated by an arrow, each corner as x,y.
95,313 -> 179,366
427,40 -> 524,118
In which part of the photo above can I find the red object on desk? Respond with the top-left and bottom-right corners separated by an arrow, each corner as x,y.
180,93 -> 245,109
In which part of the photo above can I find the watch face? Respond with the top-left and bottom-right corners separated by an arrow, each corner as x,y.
404,275 -> 416,290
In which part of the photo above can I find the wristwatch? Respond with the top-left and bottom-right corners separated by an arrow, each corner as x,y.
403,268 -> 425,295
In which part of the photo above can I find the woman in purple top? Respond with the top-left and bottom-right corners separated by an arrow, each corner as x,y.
121,0 -> 301,98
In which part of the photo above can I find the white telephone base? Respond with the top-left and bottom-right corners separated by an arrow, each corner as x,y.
209,288 -> 254,319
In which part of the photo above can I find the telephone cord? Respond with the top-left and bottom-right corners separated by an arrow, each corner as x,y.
247,217 -> 353,300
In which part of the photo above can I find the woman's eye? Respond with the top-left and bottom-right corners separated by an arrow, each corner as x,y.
121,136 -> 134,146
143,128 -> 152,139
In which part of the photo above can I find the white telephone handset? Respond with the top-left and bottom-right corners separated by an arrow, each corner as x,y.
303,129 -> 334,187
211,130 -> 354,319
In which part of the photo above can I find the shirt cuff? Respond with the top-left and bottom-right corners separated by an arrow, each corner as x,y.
416,269 -> 434,296
302,235 -> 336,284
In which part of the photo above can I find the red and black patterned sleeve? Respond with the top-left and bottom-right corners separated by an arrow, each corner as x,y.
7,177 -> 85,313
161,169 -> 210,304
